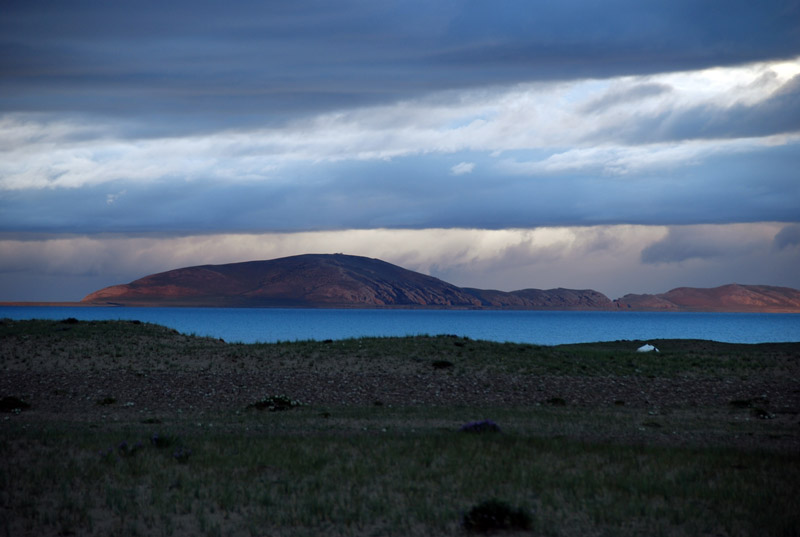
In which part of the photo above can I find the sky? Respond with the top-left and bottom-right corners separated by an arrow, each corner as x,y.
2,0 -> 800,301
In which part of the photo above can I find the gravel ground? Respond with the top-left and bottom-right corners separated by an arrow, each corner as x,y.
2,319 -> 799,451
3,368 -> 798,415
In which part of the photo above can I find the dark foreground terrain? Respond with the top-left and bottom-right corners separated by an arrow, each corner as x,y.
1,319 -> 799,536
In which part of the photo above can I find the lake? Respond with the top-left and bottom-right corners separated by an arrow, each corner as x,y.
1,306 -> 798,345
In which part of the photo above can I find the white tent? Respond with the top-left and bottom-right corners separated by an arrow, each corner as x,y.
637,344 -> 659,353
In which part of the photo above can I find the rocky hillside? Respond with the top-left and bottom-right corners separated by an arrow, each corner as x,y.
464,287 -> 614,310
81,253 -> 612,309
81,254 -> 800,311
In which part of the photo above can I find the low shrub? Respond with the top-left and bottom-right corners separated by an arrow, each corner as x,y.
459,420 -> 501,434
729,395 -> 769,409
117,440 -> 144,458
150,432 -> 174,448
173,447 -> 192,464
462,499 -> 532,533
752,407 -> 775,419
0,396 -> 30,413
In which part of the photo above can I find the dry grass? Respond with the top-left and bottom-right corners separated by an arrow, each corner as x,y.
1,319 -> 799,536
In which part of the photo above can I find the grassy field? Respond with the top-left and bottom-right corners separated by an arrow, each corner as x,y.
1,319 -> 799,536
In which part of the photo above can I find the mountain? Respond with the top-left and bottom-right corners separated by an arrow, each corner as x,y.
80,253 -> 613,309
80,253 -> 800,312
613,284 -> 800,313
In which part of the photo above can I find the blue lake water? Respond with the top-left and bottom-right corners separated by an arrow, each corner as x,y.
1,306 -> 798,345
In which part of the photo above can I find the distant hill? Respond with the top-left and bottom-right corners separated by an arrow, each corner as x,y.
613,284 -> 800,313
80,253 -> 800,312
80,253 -> 612,309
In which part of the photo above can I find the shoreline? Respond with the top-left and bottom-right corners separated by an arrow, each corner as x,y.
2,300 -> 799,313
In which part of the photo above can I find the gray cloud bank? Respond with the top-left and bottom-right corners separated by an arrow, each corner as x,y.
3,1 -> 799,132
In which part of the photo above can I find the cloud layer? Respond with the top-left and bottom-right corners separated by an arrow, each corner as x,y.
4,1 -> 799,123
2,2 -> 799,300
2,59 -> 799,233
2,224 -> 799,302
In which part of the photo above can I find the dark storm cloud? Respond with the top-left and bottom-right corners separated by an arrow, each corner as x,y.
774,224 -> 800,249
440,1 -> 800,71
1,1 -> 446,129
641,228 -> 730,264
2,0 -> 799,133
640,226 -> 773,264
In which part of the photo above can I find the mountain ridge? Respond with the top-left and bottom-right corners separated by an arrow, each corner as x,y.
80,253 -> 800,312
